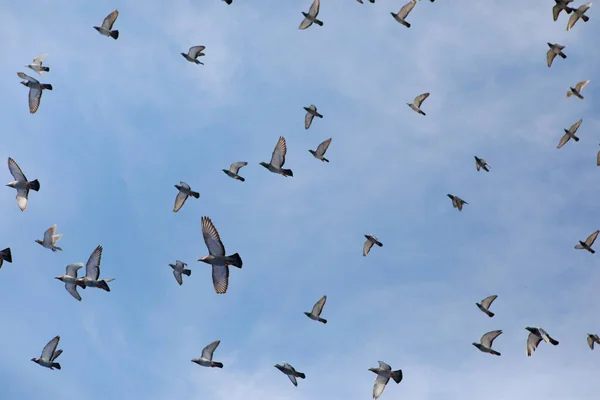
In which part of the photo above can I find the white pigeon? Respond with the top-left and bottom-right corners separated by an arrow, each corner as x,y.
299,0 -> 323,30
304,295 -> 328,323
6,157 -> 40,212
31,335 -> 62,370
25,54 -> 50,76
192,340 -> 224,368
369,361 -> 403,399
35,224 -> 63,252
55,263 -> 84,301
169,260 -> 191,285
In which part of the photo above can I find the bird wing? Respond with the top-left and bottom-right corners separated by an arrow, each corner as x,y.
566,10 -> 580,30
308,0 -> 320,17
305,112 -> 315,129
475,157 -> 481,171
212,264 -> 229,294
578,2 -> 592,13
481,330 -> 502,348
44,225 -> 56,244
397,0 -> 417,19
480,295 -> 497,310
585,230 -> 599,246
32,54 -> 48,65
176,260 -> 187,267
569,119 -> 583,134
414,92 -> 429,107
287,373 -> 298,386
50,349 -> 62,361
17,72 -> 39,84
28,86 -> 42,114
201,340 -> 221,360
65,263 -> 83,278
173,270 -> 183,285
588,335 -> 595,350
378,361 -> 392,371
40,336 -> 60,361
16,189 -> 29,211
373,374 -> 390,399
315,138 -> 332,156
102,10 -> 119,30
85,245 -> 103,280
269,136 -> 287,169
188,46 -> 206,58
552,4 -> 561,21
66,281 -> 82,301
8,158 -> 27,182
526,332 -> 542,356
311,295 -> 327,316
229,161 -> 247,174
597,150 -> 600,166
557,132 -> 571,148
363,239 -> 374,256
299,17 -> 313,30
547,49 -> 557,67
576,80 -> 590,91
202,217 -> 226,256
173,190 -> 188,212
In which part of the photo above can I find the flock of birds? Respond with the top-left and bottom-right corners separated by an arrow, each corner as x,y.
5,1 -> 600,399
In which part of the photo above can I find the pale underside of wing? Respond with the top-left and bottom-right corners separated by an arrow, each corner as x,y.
569,119 -> 583,134
66,282 -> 82,301
8,157 -> 27,182
202,217 -> 226,256
315,138 -> 332,156
16,189 -> 28,211
299,17 -> 313,30
230,161 -> 247,174
17,71 -> 38,84
576,80 -> 590,91
552,4 -> 561,21
41,336 -> 60,361
66,263 -> 83,277
557,132 -> 571,148
547,50 -> 557,67
481,330 -> 502,347
305,112 -> 315,129
86,245 -> 103,280
44,225 -> 56,243
311,295 -> 327,316
212,264 -> 229,294
173,191 -> 188,212
189,46 -> 206,58
173,270 -> 183,285
33,54 -> 48,65
480,294 -> 497,309
414,92 -> 429,107
373,374 -> 390,399
270,136 -> 287,169
201,340 -> 220,360
287,373 -> 298,386
585,230 -> 599,246
588,335 -> 595,349
397,0 -> 416,19
28,87 -> 42,114
363,239 -> 374,256
527,332 -> 542,355
102,10 -> 119,30
308,0 -> 320,17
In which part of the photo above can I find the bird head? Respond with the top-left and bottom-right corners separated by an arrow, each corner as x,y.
368,367 -> 378,374
31,358 -> 39,364
274,364 -> 283,371
191,359 -> 201,365
259,162 -> 269,169
301,11 -> 308,17
525,327 -> 535,333
472,342 -> 479,348
54,276 -> 64,282
174,184 -> 182,191
303,312 -> 311,317
198,256 -> 210,264
308,150 -> 316,156
35,239 -> 43,245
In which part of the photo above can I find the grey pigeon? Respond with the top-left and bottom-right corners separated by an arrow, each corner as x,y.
476,295 -> 497,317
547,43 -> 567,67
363,234 -> 383,256
447,194 -> 467,211
17,72 -> 52,114
472,330 -> 503,356
76,245 -> 115,292
94,10 -> 119,39
391,0 -> 417,27
587,334 -> 600,350
526,327 -> 559,356
181,46 -> 205,65
25,54 -> 50,76
304,105 -> 323,129
31,335 -> 62,370
223,162 -> 247,182
198,216 -> 243,294
474,156 -> 490,172
575,229 -> 599,253
173,181 -> 200,212
567,80 -> 589,99
260,136 -> 293,177
408,92 -> 429,115
557,119 -> 583,149
169,260 -> 191,286
304,295 -> 327,323
0,248 -> 12,269
309,138 -> 332,162
275,362 -> 306,386
55,263 -> 84,301
566,2 -> 591,30
299,0 -> 323,30
553,0 -> 575,20
192,340 -> 224,368
369,361 -> 403,400
7,157 -> 40,212
36,224 -> 63,252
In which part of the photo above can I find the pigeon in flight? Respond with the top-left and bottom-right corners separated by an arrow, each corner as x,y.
363,234 -> 383,256
575,229 -> 599,253
0,248 -> 12,269
357,0 -> 376,3
309,138 -> 332,162
407,92 -> 429,115
304,105 -> 323,129
35,224 -> 63,252
17,72 -> 52,114
222,162 -> 248,182
169,260 -> 191,286
31,335 -> 62,370
553,0 -> 575,21
198,217 -> 243,294
369,361 -> 403,399
567,80 -> 590,99
299,0 -> 323,30
526,327 -> 559,356
7,157 -> 40,212
173,181 -> 200,212
597,144 -> 600,166
472,330 -> 503,356
447,194 -> 467,211
275,362 -> 306,386
55,263 -> 84,301
587,334 -> 600,350
547,43 -> 567,67
557,119 -> 583,149
474,156 -> 490,172
76,245 -> 115,292
566,2 -> 591,30
260,136 -> 294,177
25,54 -> 50,76
192,340 -> 224,368
304,295 -> 328,323
94,10 -> 119,39
391,0 -> 417,27
181,46 -> 205,65
223,0 -> 233,3
476,295 -> 498,317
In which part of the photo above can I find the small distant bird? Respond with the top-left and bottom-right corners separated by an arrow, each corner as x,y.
222,0 -> 233,4
55,263 -> 84,301
275,362 -> 306,386
587,333 -> 600,350
476,295 -> 498,317
192,340 -> 224,368
567,80 -> 590,99
391,0 -> 417,27
304,295 -> 328,323
31,336 -> 62,370
363,234 -> 383,256
169,260 -> 191,286
473,330 -> 503,356
369,361 -> 403,400
198,217 -> 243,294
304,105 -> 323,129
309,138 -> 332,162
76,245 -> 115,292
173,181 -> 200,213
547,43 -> 567,67
526,327 -> 559,356
357,0 -> 376,3
17,72 -> 52,114
222,162 -> 248,182
597,144 -> 600,166
557,118 -> 583,149
575,229 -> 599,253
299,0 -> 322,30
474,156 -> 490,172
7,157 -> 40,212
25,54 -> 50,76
94,10 -> 119,39
181,46 -> 205,65
260,136 -> 294,177
0,248 -> 12,269
408,92 -> 429,115
447,194 -> 467,211
35,224 -> 63,252
566,2 -> 592,30
553,0 -> 575,21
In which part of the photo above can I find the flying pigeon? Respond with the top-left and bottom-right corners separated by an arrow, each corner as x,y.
35,224 -> 63,252
557,118 -> 583,149
192,340 -> 224,368
7,157 -> 40,212
55,263 -> 84,301
76,245 -> 115,292
31,335 -> 62,370
407,92 -> 429,115
357,0 -> 376,3
304,295 -> 328,323
575,229 -> 599,253
222,162 -> 248,182
0,248 -> 12,269
553,0 -> 575,21
391,0 -> 417,27
474,156 -> 490,172
94,10 -> 119,39
17,72 -> 52,114
304,105 -> 323,129
567,80 -> 590,99
223,0 -> 233,3
587,334 -> 600,350
526,327 -> 559,356
181,46 -> 205,65
476,295 -> 498,317
275,362 -> 306,386
260,136 -> 294,177
299,0 -> 323,30
25,54 -> 50,76
447,194 -> 467,211
363,234 -> 383,256
198,217 -> 243,294
169,260 -> 191,286
369,361 -> 403,399
472,330 -> 502,356
547,43 -> 567,67
309,138 -> 332,162
597,144 -> 600,166
173,181 -> 200,212
566,2 -> 591,30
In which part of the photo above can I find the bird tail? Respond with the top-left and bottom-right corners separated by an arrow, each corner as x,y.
0,248 -> 12,263
391,369 -> 403,384
226,253 -> 243,269
316,112 -> 323,118
590,248 -> 596,254
375,241 -> 383,247
549,337 -> 559,346
42,84 -> 53,91
559,52 -> 567,59
190,191 -> 200,199
323,157 -> 329,163
318,317 -> 327,324
52,362 -> 61,370
420,110 -> 426,116
582,15 -> 590,22
237,176 -> 245,182
281,169 -> 293,177
29,179 -> 40,191
566,6 -> 574,13
110,30 -> 119,40
314,19 -> 323,26
98,280 -> 111,292
573,136 -> 580,142
212,362 -> 224,368
41,67 -> 50,72
485,310 -> 495,318
183,269 -> 192,276
490,350 -> 501,356
296,372 -> 306,379
401,20 -> 411,28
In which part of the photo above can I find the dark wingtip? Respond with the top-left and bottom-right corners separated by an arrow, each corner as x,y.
297,372 -> 306,379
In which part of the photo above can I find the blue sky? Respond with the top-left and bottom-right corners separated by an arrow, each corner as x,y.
1,0 -> 600,399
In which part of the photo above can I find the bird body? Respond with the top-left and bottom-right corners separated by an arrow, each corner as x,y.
223,162 -> 248,182
173,181 -> 200,212
474,156 -> 490,172
181,46 -> 205,65
526,326 -> 559,356
94,10 -> 119,39
567,80 -> 590,99
575,229 -> 599,253
169,260 -> 191,285
260,136 -> 293,177
299,0 -> 323,29
0,248 -> 12,269
391,0 -> 417,27
275,362 -> 306,386
55,263 -> 83,301
547,43 -> 567,67
17,72 -> 52,114
476,295 -> 497,317
408,92 -> 429,115
588,334 -> 600,350
363,234 -> 383,256
76,245 -> 114,292
25,54 -> 50,76
553,0 -> 575,21
566,2 -> 591,30
35,224 -> 63,252
369,361 -> 403,399
31,336 -> 62,370
309,138 -> 332,162
304,295 -> 328,323
304,105 -> 323,129
447,194 -> 467,211
557,119 -> 583,148
6,157 -> 39,211
192,340 -> 224,368
472,330 -> 502,356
